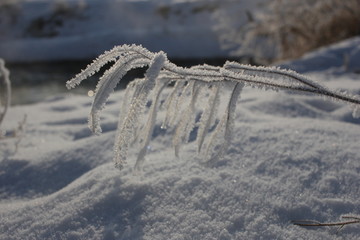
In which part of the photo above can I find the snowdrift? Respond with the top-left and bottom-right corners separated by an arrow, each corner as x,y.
1,40 -> 360,239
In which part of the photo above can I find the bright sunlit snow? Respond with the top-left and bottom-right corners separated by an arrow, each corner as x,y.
1,36 -> 360,239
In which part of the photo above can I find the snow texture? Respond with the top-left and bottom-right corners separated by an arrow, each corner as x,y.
279,37 -> 360,74
1,39 -> 359,239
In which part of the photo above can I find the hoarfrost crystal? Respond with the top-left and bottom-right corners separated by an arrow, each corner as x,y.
67,45 -> 360,170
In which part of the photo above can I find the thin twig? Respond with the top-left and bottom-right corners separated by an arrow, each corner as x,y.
292,215 -> 360,233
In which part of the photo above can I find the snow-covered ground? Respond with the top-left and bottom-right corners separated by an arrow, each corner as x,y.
279,37 -> 360,74
1,36 -> 360,239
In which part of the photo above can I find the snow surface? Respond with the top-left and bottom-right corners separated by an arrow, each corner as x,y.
279,37 -> 360,74
1,38 -> 360,239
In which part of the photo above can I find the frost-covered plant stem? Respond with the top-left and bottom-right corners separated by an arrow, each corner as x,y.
0,58 -> 11,131
67,44 -> 360,170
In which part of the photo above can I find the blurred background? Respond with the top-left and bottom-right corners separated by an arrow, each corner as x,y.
1,0 -> 359,105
